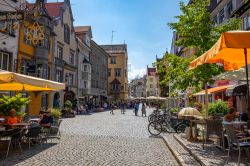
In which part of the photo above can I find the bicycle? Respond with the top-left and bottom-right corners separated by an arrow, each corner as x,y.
148,116 -> 189,136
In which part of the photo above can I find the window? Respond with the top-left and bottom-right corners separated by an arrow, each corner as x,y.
150,78 -> 153,82
108,68 -> 111,77
84,65 -> 88,72
244,17 -> 247,30
213,16 -> 217,25
112,84 -> 120,91
67,73 -> 74,86
227,1 -> 233,17
69,52 -> 74,65
64,24 -> 70,44
110,56 -> 116,64
0,20 -> 15,35
83,81 -> 87,89
0,52 -> 11,71
115,68 -> 121,77
247,15 -> 250,29
23,27 -> 32,45
219,9 -> 224,23
56,69 -> 63,82
150,84 -> 153,88
57,46 -> 63,59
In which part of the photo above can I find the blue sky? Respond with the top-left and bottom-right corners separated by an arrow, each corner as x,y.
29,0 -> 188,81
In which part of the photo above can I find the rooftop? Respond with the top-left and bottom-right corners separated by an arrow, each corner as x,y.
100,44 -> 127,53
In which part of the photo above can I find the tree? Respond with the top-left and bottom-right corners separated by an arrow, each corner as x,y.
159,0 -> 242,116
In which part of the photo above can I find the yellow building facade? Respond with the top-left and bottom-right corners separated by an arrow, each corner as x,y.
16,2 -> 55,115
101,45 -> 128,100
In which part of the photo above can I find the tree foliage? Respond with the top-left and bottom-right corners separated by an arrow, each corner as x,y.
157,0 -> 242,95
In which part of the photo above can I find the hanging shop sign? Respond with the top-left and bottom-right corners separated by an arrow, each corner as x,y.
0,11 -> 24,21
26,22 -> 45,46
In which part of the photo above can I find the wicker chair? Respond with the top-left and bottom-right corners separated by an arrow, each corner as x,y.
224,123 -> 250,165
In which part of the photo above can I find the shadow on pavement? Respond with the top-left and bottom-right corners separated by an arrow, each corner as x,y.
0,142 -> 57,166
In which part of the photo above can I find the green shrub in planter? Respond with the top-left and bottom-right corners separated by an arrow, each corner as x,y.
208,100 -> 229,116
0,93 -> 31,116
51,108 -> 61,120
64,100 -> 73,112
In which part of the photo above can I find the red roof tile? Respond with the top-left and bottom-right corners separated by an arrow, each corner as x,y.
110,78 -> 121,84
75,26 -> 91,33
27,2 -> 64,18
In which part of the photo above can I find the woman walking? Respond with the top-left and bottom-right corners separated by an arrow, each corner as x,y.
141,103 -> 146,117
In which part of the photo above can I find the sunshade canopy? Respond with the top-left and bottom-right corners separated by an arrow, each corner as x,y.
193,85 -> 232,96
189,31 -> 250,71
213,65 -> 250,81
178,107 -> 202,119
0,70 -> 65,91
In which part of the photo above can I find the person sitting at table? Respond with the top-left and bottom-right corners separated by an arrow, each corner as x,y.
6,109 -> 18,125
224,107 -> 239,122
240,112 -> 249,122
39,109 -> 54,128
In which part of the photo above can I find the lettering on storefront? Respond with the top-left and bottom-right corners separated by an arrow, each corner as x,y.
0,11 -> 24,21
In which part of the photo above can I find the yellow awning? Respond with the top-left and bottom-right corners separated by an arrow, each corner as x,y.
0,70 -> 65,91
189,31 -> 250,71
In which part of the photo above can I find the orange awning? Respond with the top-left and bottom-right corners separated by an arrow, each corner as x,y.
189,31 -> 250,71
193,85 -> 232,96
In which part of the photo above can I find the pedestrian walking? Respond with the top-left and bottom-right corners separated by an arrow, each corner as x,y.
141,103 -> 146,117
110,102 -> 115,115
120,100 -> 125,114
134,102 -> 139,116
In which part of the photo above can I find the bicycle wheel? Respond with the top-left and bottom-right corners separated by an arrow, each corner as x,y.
148,114 -> 157,123
176,123 -> 188,133
148,121 -> 162,136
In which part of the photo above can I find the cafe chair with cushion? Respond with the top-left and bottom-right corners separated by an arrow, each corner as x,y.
1,128 -> 25,158
47,119 -> 62,141
224,123 -> 250,166
25,125 -> 42,150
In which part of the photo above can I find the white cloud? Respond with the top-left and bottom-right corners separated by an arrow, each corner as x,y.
128,63 -> 146,82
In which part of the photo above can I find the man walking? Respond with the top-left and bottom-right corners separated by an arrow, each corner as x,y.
134,101 -> 139,116
120,100 -> 126,114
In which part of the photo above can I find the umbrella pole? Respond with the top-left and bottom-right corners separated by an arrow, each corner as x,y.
244,48 -> 250,111
204,82 -> 208,118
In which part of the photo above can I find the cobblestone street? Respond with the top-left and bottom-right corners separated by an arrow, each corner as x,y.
1,109 -> 179,166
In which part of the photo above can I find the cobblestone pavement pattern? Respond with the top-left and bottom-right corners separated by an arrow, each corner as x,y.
1,109 -> 179,166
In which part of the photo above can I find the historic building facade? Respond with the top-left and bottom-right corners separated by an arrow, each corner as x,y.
75,26 -> 92,104
0,0 -> 25,72
45,0 -> 78,108
100,44 -> 128,100
129,76 -> 146,98
146,66 -> 159,97
90,40 -> 108,107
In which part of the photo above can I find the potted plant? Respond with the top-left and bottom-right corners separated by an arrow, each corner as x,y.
0,93 -> 30,122
63,100 -> 75,118
208,100 -> 229,117
51,108 -> 62,122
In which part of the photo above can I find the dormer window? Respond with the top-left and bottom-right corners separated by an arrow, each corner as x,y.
64,24 -> 70,44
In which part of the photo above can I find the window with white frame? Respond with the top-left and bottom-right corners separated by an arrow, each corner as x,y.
68,73 -> 74,86
219,8 -> 224,23
227,0 -> 233,17
115,68 -> 121,77
110,56 -> 116,64
0,52 -> 11,71
83,81 -> 87,89
69,52 -> 74,65
56,69 -> 63,82
84,65 -> 88,72
57,46 -> 63,59
112,84 -> 120,91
